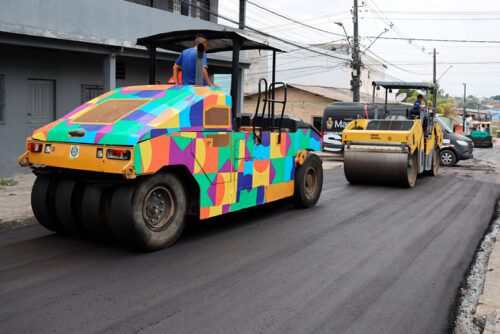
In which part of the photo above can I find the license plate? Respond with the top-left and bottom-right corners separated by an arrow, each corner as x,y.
69,145 -> 80,159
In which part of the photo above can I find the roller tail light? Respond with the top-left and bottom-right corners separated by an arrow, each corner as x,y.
106,149 -> 131,160
27,142 -> 43,153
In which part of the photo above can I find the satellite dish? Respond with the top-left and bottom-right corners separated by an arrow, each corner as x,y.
396,93 -> 407,103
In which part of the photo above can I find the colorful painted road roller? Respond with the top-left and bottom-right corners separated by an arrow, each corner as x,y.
18,29 -> 323,250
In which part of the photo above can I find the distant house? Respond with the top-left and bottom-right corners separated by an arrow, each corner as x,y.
244,84 -> 381,130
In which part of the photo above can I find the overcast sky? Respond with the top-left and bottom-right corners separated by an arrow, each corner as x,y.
219,0 -> 500,98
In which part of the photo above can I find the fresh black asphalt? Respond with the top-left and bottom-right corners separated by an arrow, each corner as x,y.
0,167 -> 498,334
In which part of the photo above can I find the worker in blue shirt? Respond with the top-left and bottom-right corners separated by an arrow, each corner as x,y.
410,94 -> 425,118
173,35 -> 216,87
413,94 -> 425,111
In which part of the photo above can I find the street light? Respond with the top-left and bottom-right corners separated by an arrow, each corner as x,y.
334,22 -> 352,50
437,64 -> 453,82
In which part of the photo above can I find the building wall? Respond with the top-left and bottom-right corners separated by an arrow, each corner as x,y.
244,86 -> 333,128
0,46 -> 178,176
0,0 -> 245,176
0,0 -> 222,48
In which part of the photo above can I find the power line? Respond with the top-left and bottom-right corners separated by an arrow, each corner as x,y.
364,36 -> 500,43
363,61 -> 500,65
179,0 -> 351,61
367,10 -> 500,16
363,48 -> 431,76
364,0 -> 428,55
361,16 -> 500,21
246,0 -> 346,37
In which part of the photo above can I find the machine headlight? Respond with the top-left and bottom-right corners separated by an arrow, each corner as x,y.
456,140 -> 469,146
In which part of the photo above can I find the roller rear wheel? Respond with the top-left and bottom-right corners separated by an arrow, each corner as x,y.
31,175 -> 65,233
110,174 -> 188,250
293,153 -> 323,208
81,185 -> 114,240
55,178 -> 86,236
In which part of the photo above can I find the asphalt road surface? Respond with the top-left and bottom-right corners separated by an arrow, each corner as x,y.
1,165 -> 499,334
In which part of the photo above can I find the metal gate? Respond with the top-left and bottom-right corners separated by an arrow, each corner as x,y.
27,79 -> 56,135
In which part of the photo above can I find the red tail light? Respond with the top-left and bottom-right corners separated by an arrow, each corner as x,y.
320,131 -> 324,137
106,149 -> 131,160
27,142 -> 43,153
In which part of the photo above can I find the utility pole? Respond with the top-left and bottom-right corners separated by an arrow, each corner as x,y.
351,0 -> 361,102
432,48 -> 437,115
239,0 -> 246,29
463,83 -> 467,132
433,49 -> 436,85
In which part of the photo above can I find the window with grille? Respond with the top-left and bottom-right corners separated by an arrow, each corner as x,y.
197,0 -> 210,20
81,85 -> 104,104
0,75 -> 4,123
172,0 -> 182,13
116,62 -> 126,80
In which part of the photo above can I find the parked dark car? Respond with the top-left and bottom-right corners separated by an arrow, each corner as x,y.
436,116 -> 473,167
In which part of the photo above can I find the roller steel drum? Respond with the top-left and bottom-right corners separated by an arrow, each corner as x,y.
344,148 -> 418,187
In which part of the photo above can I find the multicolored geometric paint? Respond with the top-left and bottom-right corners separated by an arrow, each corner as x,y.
29,85 -> 321,219
32,85 -> 231,144
135,129 -> 320,218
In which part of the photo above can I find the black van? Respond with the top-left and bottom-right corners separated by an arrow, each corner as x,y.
435,116 -> 473,166
321,102 -> 371,153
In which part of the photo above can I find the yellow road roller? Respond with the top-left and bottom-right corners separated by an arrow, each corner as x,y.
342,81 -> 443,187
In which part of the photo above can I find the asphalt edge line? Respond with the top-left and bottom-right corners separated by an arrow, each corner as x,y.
449,197 -> 500,334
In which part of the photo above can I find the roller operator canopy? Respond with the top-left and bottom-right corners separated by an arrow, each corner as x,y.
372,81 -> 436,90
137,29 -> 285,53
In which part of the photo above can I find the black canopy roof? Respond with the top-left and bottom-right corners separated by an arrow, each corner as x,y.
137,29 -> 284,53
372,81 -> 436,90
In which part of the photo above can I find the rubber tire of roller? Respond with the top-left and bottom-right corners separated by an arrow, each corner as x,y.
293,153 -> 323,208
81,184 -> 114,241
109,173 -> 188,251
31,175 -> 65,233
55,178 -> 86,236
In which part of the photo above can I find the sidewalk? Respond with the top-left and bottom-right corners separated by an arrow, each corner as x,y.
475,218 -> 500,334
0,173 -> 36,230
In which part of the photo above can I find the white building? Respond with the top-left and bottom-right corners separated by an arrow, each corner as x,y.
244,42 -> 386,97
